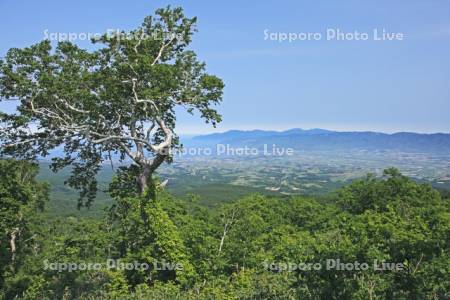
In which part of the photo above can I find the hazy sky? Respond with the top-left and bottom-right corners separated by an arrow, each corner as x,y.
0,0 -> 449,134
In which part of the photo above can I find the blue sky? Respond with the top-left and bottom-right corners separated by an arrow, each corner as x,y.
0,0 -> 449,134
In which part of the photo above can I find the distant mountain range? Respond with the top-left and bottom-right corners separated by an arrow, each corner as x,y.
189,128 -> 450,153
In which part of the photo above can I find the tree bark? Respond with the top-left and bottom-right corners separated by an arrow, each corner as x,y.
137,165 -> 151,194
10,227 -> 19,263
136,153 -> 168,195
218,208 -> 237,254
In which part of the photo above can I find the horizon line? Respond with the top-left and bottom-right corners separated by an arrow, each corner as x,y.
178,126 -> 450,137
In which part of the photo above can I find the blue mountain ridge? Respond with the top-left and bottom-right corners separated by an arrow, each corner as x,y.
190,128 -> 450,153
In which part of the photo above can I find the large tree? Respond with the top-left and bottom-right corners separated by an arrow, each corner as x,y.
0,7 -> 224,206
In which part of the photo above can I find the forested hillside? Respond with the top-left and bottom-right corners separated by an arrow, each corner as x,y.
1,159 -> 449,299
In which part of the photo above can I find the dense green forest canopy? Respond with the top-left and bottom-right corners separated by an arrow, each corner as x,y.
1,159 -> 449,299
